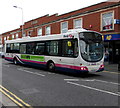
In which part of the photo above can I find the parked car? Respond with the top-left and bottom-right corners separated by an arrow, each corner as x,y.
0,52 -> 5,58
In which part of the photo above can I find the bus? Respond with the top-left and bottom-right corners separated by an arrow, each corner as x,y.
4,28 -> 104,74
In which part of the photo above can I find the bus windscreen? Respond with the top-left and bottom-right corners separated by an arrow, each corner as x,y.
79,32 -> 102,42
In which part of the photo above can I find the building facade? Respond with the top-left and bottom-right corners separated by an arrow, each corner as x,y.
1,0 -> 120,63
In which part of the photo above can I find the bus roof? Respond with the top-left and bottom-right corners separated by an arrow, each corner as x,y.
5,28 -> 100,44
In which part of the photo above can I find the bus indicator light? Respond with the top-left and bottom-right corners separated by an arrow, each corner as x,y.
80,64 -> 82,66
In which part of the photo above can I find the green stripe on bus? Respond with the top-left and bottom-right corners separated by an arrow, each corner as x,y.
21,55 -> 45,62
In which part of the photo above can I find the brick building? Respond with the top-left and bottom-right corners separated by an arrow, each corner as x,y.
1,0 -> 120,63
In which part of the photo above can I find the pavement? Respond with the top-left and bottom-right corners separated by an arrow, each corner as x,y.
0,94 -> 18,107
104,62 -> 119,72
0,61 -> 119,107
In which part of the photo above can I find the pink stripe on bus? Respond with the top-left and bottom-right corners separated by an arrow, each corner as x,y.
5,57 -> 13,60
55,64 -> 80,70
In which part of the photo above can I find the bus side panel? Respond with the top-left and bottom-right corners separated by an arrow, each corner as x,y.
4,56 -> 14,62
20,59 -> 46,68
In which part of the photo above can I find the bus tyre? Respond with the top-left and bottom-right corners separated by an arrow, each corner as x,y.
13,59 -> 18,65
48,62 -> 55,72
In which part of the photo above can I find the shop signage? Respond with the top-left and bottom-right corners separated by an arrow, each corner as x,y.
114,19 -> 120,24
104,34 -> 120,41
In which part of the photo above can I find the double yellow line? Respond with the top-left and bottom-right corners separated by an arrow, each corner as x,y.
0,85 -> 33,108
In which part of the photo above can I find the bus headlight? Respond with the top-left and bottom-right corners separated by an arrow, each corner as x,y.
80,66 -> 88,71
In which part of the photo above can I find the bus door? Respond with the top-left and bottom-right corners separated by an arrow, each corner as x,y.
57,39 -> 78,69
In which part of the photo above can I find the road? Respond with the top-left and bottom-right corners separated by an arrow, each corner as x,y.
1,59 -> 119,107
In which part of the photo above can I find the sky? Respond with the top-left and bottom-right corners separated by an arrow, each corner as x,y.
0,0 -> 108,34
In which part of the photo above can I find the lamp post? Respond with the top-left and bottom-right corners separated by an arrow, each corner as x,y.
13,6 -> 24,37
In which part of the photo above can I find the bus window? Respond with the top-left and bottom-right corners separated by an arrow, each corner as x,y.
6,44 -> 11,53
27,42 -> 35,54
74,40 -> 78,57
6,43 -> 20,53
20,44 -> 26,54
10,44 -> 14,51
13,43 -> 20,53
62,39 -> 78,57
35,42 -> 45,55
46,41 -> 59,56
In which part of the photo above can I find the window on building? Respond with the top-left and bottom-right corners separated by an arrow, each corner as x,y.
46,26 -> 51,35
27,30 -> 33,36
74,19 -> 82,29
16,34 -> 19,38
4,37 -> 6,41
7,36 -> 9,40
38,28 -> 42,36
101,11 -> 114,31
12,34 -> 15,39
61,22 -> 68,33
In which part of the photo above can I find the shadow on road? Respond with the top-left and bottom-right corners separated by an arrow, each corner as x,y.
6,62 -> 102,78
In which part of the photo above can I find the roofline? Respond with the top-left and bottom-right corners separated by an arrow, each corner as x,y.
2,0 -> 120,35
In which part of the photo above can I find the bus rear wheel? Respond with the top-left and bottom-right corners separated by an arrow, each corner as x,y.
47,62 -> 55,72
13,58 -> 18,65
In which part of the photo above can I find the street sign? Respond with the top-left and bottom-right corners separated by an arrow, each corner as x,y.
114,19 -> 120,24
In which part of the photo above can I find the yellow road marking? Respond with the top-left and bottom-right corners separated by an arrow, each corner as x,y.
0,89 -> 25,108
0,85 -> 33,108
103,71 -> 120,74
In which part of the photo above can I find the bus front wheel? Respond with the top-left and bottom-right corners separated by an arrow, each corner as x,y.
47,62 -> 55,72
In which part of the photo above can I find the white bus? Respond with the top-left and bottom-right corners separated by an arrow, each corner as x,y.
4,28 -> 104,74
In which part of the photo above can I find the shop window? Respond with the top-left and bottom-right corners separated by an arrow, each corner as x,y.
101,11 -> 114,31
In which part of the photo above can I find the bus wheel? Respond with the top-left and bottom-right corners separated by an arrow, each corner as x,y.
13,58 -> 18,65
48,62 -> 55,72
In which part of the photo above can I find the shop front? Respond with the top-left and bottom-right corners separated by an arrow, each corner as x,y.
104,34 -> 120,63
